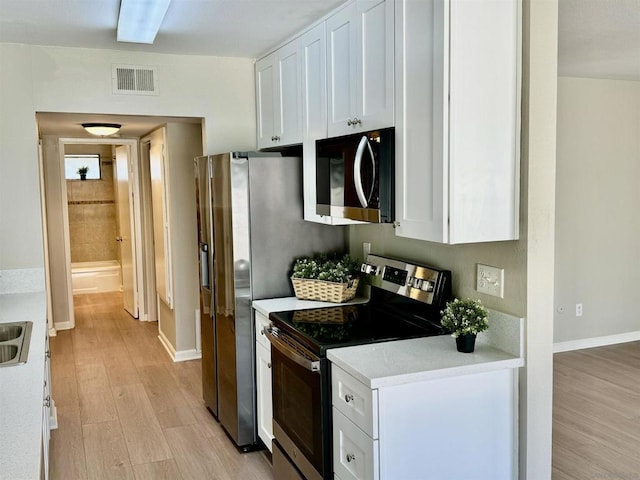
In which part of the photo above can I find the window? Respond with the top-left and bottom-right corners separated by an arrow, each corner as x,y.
64,154 -> 101,180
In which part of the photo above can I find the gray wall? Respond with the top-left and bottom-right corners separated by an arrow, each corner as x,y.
348,225 -> 526,317
554,77 -> 640,343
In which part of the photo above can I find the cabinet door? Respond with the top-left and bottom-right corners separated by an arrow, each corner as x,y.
326,1 -> 358,137
256,342 -> 274,451
256,53 -> 277,149
357,0 -> 394,132
276,39 -> 302,146
447,0 -> 520,243
333,408 -> 379,480
395,0 -> 520,244
301,23 -> 328,141
394,0 -> 448,242
327,0 -> 394,137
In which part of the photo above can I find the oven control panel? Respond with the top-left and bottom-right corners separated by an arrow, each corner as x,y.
361,254 -> 451,307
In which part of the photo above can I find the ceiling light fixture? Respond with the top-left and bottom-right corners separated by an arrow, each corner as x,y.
82,123 -> 122,136
117,0 -> 172,44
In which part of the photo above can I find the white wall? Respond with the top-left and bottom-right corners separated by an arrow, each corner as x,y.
0,44 -> 45,270
555,77 -> 640,343
0,42 -> 255,331
29,45 -> 256,153
0,42 -> 254,271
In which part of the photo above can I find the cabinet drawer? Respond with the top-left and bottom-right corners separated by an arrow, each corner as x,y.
333,408 -> 379,480
255,311 -> 271,349
332,365 -> 378,438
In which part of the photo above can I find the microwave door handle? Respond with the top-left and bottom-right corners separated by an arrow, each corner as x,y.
264,327 -> 320,373
354,136 -> 377,207
354,136 -> 369,207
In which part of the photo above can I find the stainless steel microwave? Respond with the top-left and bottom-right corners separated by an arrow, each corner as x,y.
315,127 -> 394,223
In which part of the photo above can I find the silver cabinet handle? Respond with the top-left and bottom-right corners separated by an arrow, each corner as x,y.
271,135 -> 281,142
44,395 -> 51,408
344,393 -> 354,403
267,362 -> 272,369
347,118 -> 362,126
115,236 -> 123,242
346,453 -> 356,463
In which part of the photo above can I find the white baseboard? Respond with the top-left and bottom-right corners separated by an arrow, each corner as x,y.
554,331 -> 640,353
158,330 -> 202,363
54,320 -> 73,331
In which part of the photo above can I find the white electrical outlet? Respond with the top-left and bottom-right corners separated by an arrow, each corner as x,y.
362,242 -> 371,259
576,303 -> 583,317
477,264 -> 505,298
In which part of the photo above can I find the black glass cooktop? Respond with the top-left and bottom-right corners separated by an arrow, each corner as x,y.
269,301 -> 445,356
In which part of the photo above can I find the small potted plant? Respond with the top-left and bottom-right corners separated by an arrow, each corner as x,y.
77,165 -> 89,180
441,298 -> 489,353
291,253 -> 360,303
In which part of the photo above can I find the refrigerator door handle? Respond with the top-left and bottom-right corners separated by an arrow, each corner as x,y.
200,242 -> 210,288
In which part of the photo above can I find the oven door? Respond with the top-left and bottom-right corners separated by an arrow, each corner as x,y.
265,327 -> 327,480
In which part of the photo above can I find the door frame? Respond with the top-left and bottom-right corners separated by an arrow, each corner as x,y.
55,137 -> 146,326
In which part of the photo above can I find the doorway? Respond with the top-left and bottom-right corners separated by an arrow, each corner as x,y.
40,136 -> 146,330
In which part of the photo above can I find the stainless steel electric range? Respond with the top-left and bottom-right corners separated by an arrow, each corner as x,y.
264,254 -> 452,480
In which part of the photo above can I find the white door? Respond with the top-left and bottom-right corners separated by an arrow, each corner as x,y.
115,145 -> 138,318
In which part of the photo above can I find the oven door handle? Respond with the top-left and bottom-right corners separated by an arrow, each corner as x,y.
264,327 -> 321,373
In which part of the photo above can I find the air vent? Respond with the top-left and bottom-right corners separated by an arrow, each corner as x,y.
112,64 -> 159,95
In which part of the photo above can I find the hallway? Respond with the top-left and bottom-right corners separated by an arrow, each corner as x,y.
49,292 -> 272,479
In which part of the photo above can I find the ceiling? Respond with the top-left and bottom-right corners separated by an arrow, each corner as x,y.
3,0 -> 639,137
0,0 -> 346,58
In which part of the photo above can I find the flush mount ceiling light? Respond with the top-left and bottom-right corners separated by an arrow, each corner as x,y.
117,0 -> 172,44
82,123 -> 122,136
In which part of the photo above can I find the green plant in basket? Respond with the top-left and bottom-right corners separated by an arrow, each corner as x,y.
440,298 -> 489,338
292,253 -> 360,283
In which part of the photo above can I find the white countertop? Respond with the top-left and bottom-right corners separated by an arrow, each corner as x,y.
252,296 -> 368,316
328,335 -> 524,389
0,287 -> 47,479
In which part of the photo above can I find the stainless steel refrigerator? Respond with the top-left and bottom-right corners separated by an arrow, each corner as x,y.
195,152 -> 345,449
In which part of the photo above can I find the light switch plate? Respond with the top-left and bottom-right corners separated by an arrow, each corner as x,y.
477,264 -> 505,298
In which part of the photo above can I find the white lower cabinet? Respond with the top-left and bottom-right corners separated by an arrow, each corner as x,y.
333,409 -> 379,480
331,364 -> 517,479
254,311 -> 273,451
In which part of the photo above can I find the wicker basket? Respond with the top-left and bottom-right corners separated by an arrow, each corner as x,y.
291,277 -> 359,303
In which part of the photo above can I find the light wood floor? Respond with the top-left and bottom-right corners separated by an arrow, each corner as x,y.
49,292 -> 273,480
553,341 -> 640,479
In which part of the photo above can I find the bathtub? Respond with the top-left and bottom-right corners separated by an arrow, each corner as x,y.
71,260 -> 122,294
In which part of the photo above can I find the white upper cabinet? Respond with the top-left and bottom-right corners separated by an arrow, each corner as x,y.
300,23 -> 361,225
394,0 -> 521,244
326,0 -> 394,137
301,23 -> 328,142
256,39 -> 302,149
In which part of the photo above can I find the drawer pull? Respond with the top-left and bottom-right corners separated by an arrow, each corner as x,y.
43,395 -> 51,408
344,393 -> 354,403
267,362 -> 271,369
346,453 -> 356,463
